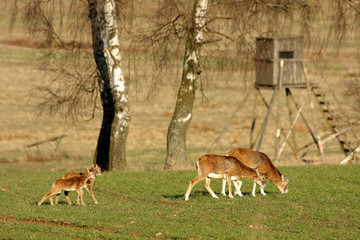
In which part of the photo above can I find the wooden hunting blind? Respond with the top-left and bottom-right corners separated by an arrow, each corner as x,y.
209,37 -> 360,163
255,36 -> 304,87
209,36 -> 358,164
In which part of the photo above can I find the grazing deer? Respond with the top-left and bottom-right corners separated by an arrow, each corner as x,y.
37,168 -> 96,206
184,154 -> 266,201
55,164 -> 102,205
226,148 -> 289,197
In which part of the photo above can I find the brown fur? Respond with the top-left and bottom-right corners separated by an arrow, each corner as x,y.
38,168 -> 96,206
227,148 -> 289,195
184,154 -> 266,200
55,164 -> 102,205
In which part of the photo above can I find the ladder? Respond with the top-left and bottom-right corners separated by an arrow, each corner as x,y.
311,86 -> 353,155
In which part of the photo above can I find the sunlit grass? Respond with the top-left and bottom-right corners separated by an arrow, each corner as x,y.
1,164 -> 359,239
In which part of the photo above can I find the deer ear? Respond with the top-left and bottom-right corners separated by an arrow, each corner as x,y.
86,168 -> 89,172
255,169 -> 260,176
281,174 -> 288,182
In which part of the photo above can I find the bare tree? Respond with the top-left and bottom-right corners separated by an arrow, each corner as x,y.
14,0 -> 130,171
141,0 -> 360,169
164,0 -> 208,170
88,0 -> 129,171
335,0 -> 360,117
11,0 -> 360,170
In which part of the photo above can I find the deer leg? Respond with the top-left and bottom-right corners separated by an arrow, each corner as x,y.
38,191 -> 56,206
77,189 -> 85,206
227,175 -> 234,198
38,194 -> 49,206
234,180 -> 243,197
75,190 -> 81,205
252,182 -> 257,197
49,195 -> 55,205
55,193 -> 61,204
64,191 -> 73,205
86,185 -> 98,204
260,186 -> 267,196
204,177 -> 219,199
221,179 -> 227,196
184,175 -> 206,201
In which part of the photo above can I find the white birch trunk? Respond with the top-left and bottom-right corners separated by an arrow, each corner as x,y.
164,0 -> 208,170
89,0 -> 115,171
99,0 -> 129,171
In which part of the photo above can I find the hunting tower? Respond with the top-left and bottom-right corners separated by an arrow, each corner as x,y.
209,36 -> 357,164
255,36 -> 304,87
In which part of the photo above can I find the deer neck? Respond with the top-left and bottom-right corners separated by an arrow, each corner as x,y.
267,167 -> 282,183
79,174 -> 92,183
234,166 -> 258,180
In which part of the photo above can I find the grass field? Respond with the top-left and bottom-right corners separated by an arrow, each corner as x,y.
1,164 -> 359,239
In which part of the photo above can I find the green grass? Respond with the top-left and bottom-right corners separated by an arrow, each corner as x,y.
1,164 -> 359,239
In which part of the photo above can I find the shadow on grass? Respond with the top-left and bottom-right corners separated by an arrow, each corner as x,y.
162,190 -> 276,200
163,190 -> 216,200
34,201 -> 78,206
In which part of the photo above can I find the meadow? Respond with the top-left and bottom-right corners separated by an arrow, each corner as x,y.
1,164 -> 360,239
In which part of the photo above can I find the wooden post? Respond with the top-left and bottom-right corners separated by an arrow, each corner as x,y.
257,85 -> 278,152
303,62 -> 325,162
285,88 -> 300,161
256,88 -> 298,155
288,89 -> 318,147
298,127 -> 351,152
275,60 -> 284,159
249,90 -> 258,149
275,101 -> 305,161
340,145 -> 360,165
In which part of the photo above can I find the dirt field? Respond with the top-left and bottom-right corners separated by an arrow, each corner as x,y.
0,2 -> 359,171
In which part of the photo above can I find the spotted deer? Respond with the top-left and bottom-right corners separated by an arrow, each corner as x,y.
226,148 -> 289,196
184,154 -> 266,201
55,164 -> 102,205
38,168 -> 96,206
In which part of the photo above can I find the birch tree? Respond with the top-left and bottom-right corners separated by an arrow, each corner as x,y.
164,0 -> 208,170
14,0 -> 130,171
89,0 -> 129,171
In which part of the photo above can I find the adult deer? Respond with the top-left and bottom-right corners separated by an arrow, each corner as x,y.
184,154 -> 266,201
55,164 -> 102,205
226,148 -> 289,196
38,168 -> 96,206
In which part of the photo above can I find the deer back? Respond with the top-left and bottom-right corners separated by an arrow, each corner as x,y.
62,172 -> 81,179
197,155 -> 239,175
62,164 -> 102,179
228,147 -> 283,182
52,177 -> 84,192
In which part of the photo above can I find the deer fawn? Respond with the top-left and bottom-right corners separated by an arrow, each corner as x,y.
226,148 -> 289,196
55,164 -> 102,205
184,154 -> 266,201
38,168 -> 96,206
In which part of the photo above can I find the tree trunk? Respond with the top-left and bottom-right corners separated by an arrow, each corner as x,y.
88,0 -> 129,171
102,0 -> 130,171
88,0 -> 114,171
164,0 -> 208,170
